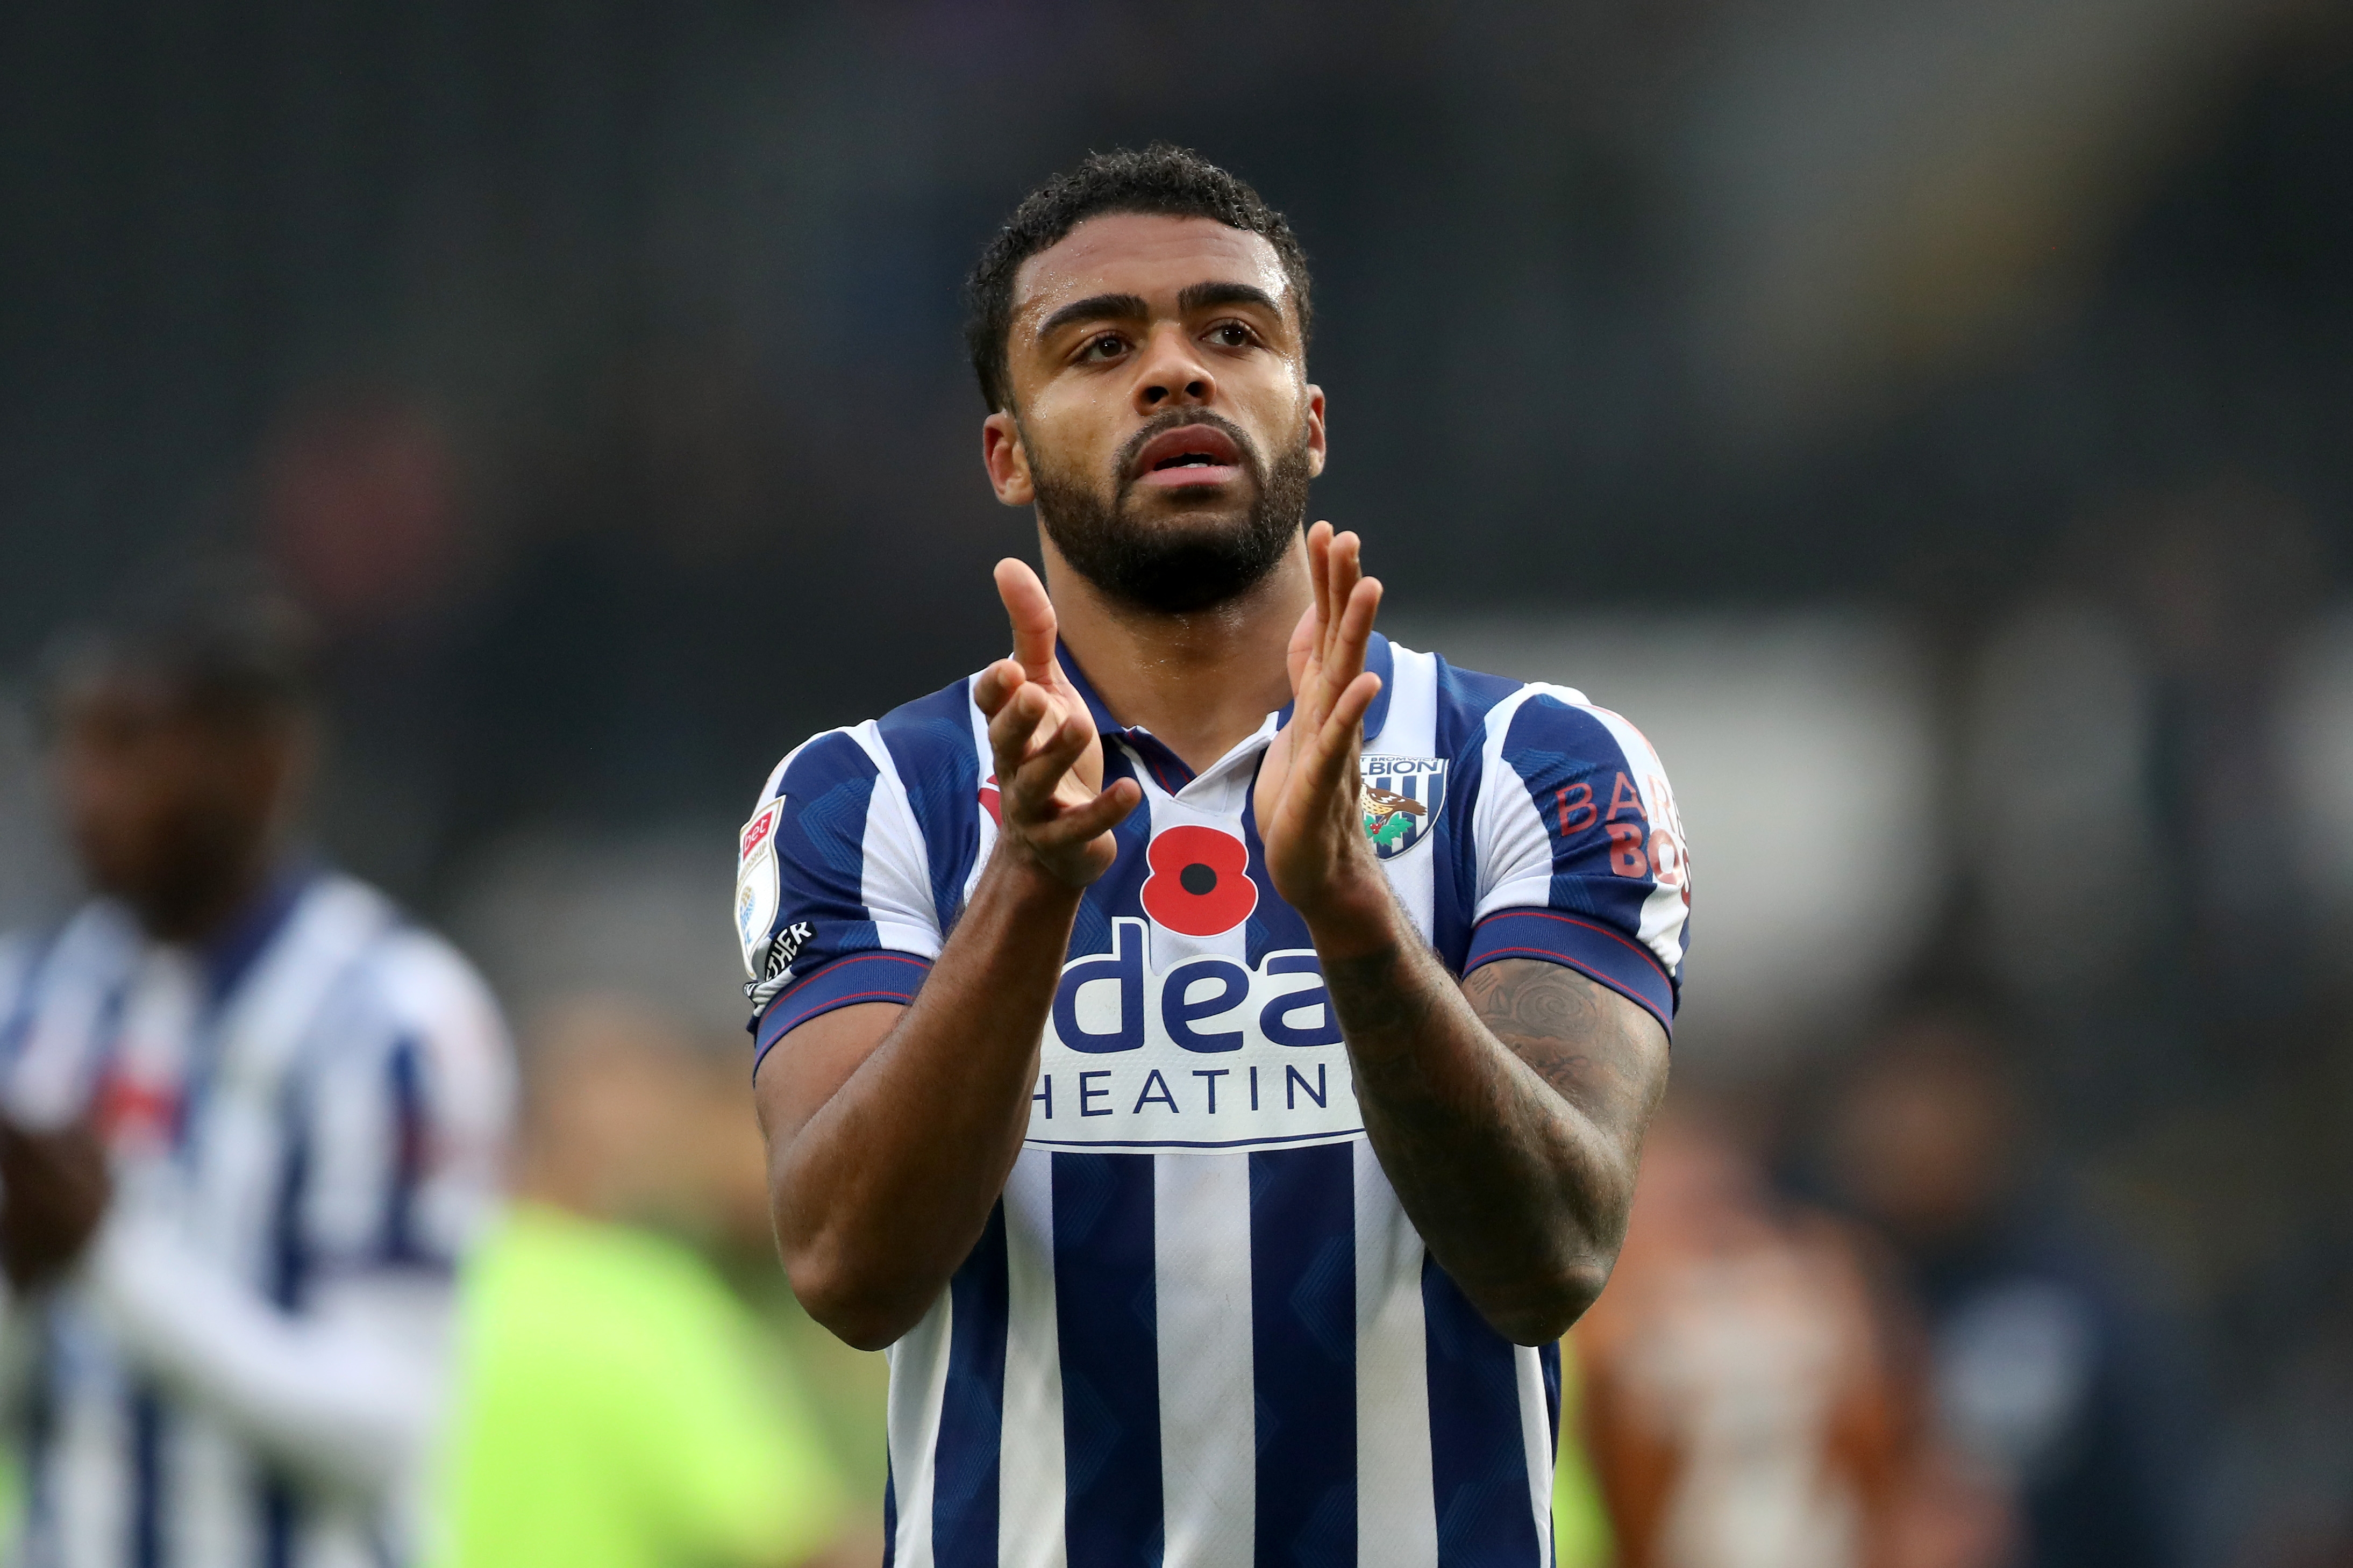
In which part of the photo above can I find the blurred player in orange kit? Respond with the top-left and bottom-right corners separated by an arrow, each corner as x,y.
1574,1105 -> 2014,1568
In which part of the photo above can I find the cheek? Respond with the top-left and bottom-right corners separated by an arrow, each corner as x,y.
1026,395 -> 1125,484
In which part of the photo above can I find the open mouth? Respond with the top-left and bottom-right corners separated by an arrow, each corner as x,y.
1131,423 -> 1247,488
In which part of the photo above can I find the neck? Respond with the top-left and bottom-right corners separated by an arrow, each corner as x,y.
1042,530 -> 1311,775
139,843 -> 276,948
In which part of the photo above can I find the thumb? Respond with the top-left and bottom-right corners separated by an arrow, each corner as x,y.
995,558 -> 1060,682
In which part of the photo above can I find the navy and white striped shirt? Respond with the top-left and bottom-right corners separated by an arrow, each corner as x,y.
0,869 -> 512,1568
735,633 -> 1690,1568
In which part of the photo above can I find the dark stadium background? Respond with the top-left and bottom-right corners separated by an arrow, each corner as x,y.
6,2 -> 2353,1561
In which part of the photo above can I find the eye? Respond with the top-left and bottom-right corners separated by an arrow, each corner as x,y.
1079,333 -> 1127,363
1207,321 -> 1257,349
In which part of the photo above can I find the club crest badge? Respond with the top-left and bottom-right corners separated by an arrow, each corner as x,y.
1359,755 -> 1446,859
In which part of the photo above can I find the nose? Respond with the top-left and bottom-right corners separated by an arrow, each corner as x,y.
1131,323 -> 1215,412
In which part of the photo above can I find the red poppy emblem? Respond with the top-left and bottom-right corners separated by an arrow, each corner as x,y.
1139,825 -> 1257,936
980,774 -> 1002,825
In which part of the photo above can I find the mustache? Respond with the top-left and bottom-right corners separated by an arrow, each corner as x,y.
1113,409 -> 1262,490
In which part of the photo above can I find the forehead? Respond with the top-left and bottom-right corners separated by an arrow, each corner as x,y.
1012,212 -> 1292,332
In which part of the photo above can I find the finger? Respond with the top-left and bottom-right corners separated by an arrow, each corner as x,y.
1305,522 -> 1332,636
986,682 -> 1056,774
973,658 -> 1026,718
1323,575 -> 1383,689
994,557 -> 1060,681
1008,707 -> 1094,806
1320,529 -> 1361,662
1040,776 -> 1143,843
1302,671 -> 1384,792
1284,601 -> 1316,697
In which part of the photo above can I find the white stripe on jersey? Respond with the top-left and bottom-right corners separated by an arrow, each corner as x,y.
1368,645 -> 1441,943
850,724 -> 951,962
998,1151 -> 1067,1568
1153,1151 -> 1256,1567
1352,1140 -> 1437,1568
887,1295 -> 957,1568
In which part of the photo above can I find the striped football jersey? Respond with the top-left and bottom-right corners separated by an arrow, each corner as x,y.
737,633 -> 1690,1568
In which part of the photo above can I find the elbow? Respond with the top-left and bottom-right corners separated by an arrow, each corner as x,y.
1486,1256 -> 1616,1347
783,1244 -> 926,1353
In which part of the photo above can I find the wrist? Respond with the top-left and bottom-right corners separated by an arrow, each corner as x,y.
980,836 -> 1093,908
1299,858 -> 1403,962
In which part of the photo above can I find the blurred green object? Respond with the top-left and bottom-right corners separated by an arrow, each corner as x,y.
433,1204 -> 846,1568
1555,1336 -> 1614,1568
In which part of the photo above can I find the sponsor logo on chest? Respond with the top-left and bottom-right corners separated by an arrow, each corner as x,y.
1030,916 -> 1356,1151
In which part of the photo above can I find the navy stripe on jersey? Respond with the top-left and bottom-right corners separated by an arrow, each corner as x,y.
1250,1143 -> 1356,1568
1430,656 -> 1523,968
1052,1152 -> 1163,1568
261,1479 -> 297,1568
754,953 -> 933,1065
935,1205 -> 1010,1568
1540,1340 -> 1563,1457
1239,786 -> 1313,970
1067,746 -> 1152,963
131,1387 -> 162,1568
767,732 -> 886,977
882,1459 -> 899,1568
269,1085 -> 313,1311
1422,1258 -> 1539,1568
1359,633 -> 1396,740
877,679 -> 986,933
1465,908 -> 1674,1035
380,1036 -> 433,1266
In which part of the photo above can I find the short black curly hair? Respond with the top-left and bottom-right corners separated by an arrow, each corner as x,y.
963,144 -> 1313,413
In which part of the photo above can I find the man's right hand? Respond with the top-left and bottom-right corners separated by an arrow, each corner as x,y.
971,559 -> 1140,889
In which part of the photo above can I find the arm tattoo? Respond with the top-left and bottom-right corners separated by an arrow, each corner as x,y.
1320,941 -> 1669,1340
1459,959 -> 1666,1150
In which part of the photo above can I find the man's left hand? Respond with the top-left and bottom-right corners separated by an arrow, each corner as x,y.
0,1119 -> 112,1292
1254,522 -> 1389,947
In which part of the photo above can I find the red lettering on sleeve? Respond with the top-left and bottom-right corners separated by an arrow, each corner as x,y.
1556,782 -> 1596,835
1606,771 -> 1646,823
1648,827 -> 1683,888
1607,821 -> 1652,878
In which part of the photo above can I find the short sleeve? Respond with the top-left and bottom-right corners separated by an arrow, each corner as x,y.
281,918 -> 513,1278
739,726 -> 943,1068
1465,687 -> 1691,1035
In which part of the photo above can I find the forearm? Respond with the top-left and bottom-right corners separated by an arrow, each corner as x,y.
769,851 -> 1080,1349
83,1211 -> 444,1498
1314,891 -> 1653,1343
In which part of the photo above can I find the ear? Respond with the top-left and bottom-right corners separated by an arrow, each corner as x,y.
1303,384 -> 1328,480
981,411 -> 1035,507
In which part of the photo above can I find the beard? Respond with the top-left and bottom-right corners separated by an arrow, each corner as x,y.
1027,409 -> 1313,615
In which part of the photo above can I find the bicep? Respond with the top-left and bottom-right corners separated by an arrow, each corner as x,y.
1460,958 -> 1667,1150
752,1001 -> 907,1155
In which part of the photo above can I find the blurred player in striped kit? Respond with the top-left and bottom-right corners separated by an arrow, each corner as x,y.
0,575 -> 512,1568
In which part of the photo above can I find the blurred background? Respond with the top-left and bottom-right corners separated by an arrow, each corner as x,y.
7,0 -> 2353,1562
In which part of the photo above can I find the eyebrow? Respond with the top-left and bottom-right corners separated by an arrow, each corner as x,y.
1177,281 -> 1284,318
1035,292 -> 1150,342
1032,280 -> 1289,344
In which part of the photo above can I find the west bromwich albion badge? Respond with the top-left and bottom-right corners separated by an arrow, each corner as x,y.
1359,755 -> 1446,859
